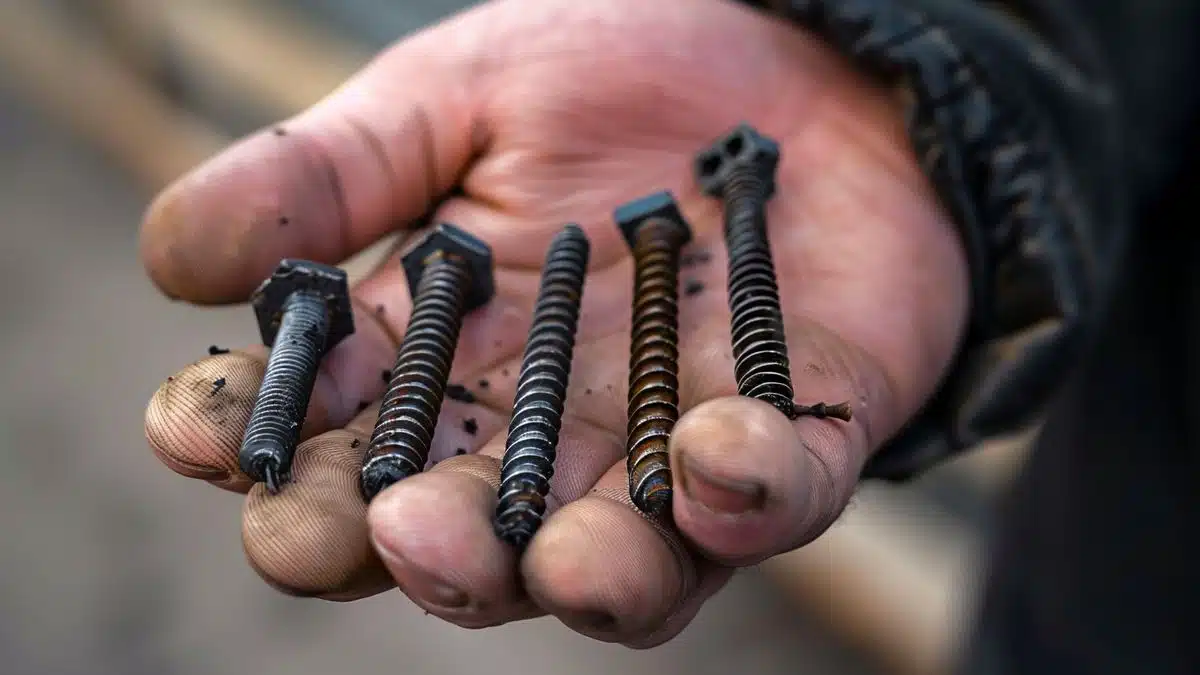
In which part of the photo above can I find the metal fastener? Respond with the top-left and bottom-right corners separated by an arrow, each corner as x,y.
360,223 -> 495,502
494,224 -> 591,549
695,123 -> 852,422
239,259 -> 355,494
615,191 -> 692,516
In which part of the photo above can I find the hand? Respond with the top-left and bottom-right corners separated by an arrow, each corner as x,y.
141,0 -> 968,647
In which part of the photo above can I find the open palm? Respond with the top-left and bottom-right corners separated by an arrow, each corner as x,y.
142,0 -> 968,647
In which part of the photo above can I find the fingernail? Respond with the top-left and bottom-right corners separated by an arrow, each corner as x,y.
678,454 -> 766,515
378,549 -> 469,609
562,609 -> 617,632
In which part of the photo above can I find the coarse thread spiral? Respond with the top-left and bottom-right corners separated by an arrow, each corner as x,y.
627,220 -> 688,516
494,225 -> 591,548
721,167 -> 798,417
239,291 -> 330,494
361,255 -> 470,502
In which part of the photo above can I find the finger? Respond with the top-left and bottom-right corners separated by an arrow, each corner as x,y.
140,24 -> 487,304
366,413 -> 624,628
520,462 -> 725,646
669,317 -> 893,566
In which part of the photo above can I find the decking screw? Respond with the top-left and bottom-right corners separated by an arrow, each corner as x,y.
695,123 -> 852,423
239,260 -> 355,494
360,223 -> 494,502
615,191 -> 692,516
494,224 -> 591,549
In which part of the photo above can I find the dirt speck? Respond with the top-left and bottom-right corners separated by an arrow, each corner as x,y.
350,438 -> 361,449
462,418 -> 478,435
684,280 -> 705,297
374,304 -> 385,317
478,378 -> 489,389
681,250 -> 712,268
455,448 -> 466,455
446,384 -> 475,403
273,127 -> 287,136
210,377 -> 227,396
381,369 -> 392,384
501,368 -> 510,377
207,345 -> 230,356
278,216 -> 289,226
585,388 -> 593,395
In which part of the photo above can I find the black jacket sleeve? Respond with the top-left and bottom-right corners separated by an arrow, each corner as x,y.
735,0 -> 1200,480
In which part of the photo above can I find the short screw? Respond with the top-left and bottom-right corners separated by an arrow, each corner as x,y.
614,191 -> 693,516
494,224 -> 591,549
695,123 -> 852,423
360,223 -> 495,502
239,259 -> 355,494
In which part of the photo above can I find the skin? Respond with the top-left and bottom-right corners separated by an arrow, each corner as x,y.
140,0 -> 968,648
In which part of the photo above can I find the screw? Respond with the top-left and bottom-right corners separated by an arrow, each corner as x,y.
360,223 -> 495,502
614,191 -> 692,516
239,260 -> 355,494
695,123 -> 852,423
494,224 -> 591,549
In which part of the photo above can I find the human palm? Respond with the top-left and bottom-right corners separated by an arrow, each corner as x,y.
142,0 -> 968,646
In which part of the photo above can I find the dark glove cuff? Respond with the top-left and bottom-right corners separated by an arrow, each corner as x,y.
746,0 -> 1121,479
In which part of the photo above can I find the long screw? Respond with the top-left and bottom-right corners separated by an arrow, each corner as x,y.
614,191 -> 693,516
695,124 -> 852,423
494,224 -> 591,549
239,260 -> 355,494
360,224 -> 494,502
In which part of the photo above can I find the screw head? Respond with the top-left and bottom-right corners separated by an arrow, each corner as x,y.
401,223 -> 495,312
613,190 -> 693,250
694,123 -> 780,199
251,259 -> 354,352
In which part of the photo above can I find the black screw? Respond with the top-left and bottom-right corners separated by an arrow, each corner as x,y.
360,223 -> 495,502
494,224 -> 591,549
239,260 -> 355,494
614,191 -> 692,516
695,123 -> 852,423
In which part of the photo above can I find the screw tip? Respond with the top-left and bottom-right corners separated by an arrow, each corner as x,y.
634,478 -> 673,517
262,460 -> 283,495
361,456 -> 421,502
789,400 -> 854,422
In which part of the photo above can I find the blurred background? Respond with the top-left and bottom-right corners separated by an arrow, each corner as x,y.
0,2 -> 1035,674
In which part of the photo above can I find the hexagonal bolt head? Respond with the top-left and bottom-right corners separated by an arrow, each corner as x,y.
402,223 -> 495,312
693,123 -> 780,199
251,259 -> 354,353
613,190 -> 693,250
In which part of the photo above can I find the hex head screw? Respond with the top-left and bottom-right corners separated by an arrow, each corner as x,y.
239,259 -> 355,494
360,223 -> 495,502
494,224 -> 591,549
614,191 -> 693,517
695,123 -> 852,423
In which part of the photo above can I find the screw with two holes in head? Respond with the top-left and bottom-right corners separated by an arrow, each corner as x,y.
694,123 -> 852,423
494,223 -> 591,549
360,223 -> 495,502
239,260 -> 355,494
614,191 -> 693,517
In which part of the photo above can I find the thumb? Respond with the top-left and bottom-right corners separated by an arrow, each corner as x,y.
139,19 -> 485,305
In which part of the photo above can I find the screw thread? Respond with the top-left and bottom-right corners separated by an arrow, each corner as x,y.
239,291 -> 331,493
721,167 -> 796,416
361,255 -> 470,501
627,219 -> 688,516
494,225 -> 591,548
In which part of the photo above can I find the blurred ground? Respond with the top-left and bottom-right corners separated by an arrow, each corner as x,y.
0,80 -> 883,675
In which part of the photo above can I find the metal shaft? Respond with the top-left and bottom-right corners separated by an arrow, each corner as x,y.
494,224 -> 590,549
239,291 -> 330,493
627,219 -> 688,516
361,253 -> 471,502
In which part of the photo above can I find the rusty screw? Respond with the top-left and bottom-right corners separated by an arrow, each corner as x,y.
360,224 -> 495,502
494,224 -> 591,549
615,191 -> 693,516
695,123 -> 852,422
239,260 -> 355,494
